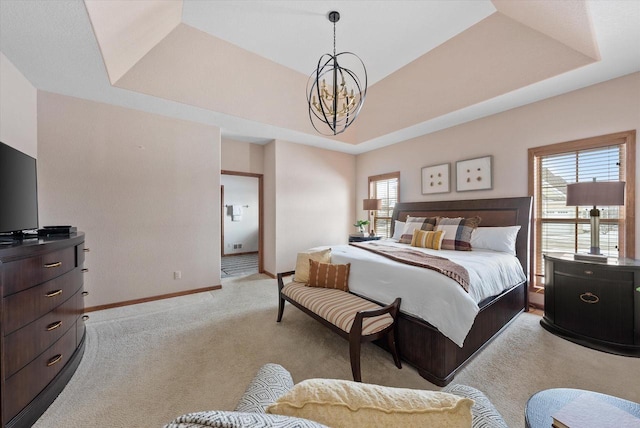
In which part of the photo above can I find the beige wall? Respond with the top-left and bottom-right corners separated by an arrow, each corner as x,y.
37,91 -> 221,308
221,138 -> 265,174
263,141 -> 277,274
357,72 -> 640,305
271,140 -> 356,274
0,53 -> 37,157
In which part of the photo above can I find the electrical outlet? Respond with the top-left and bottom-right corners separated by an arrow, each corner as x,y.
173,271 -> 182,280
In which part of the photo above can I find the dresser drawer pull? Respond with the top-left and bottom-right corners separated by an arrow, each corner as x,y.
584,270 -> 593,275
82,291 -> 89,296
82,268 -> 89,273
46,321 -> 63,331
46,354 -> 63,367
83,248 -> 90,252
45,289 -> 63,298
580,292 -> 599,304
82,315 -> 90,321
44,261 -> 62,268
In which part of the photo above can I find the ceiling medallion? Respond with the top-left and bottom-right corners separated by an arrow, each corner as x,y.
307,11 -> 367,136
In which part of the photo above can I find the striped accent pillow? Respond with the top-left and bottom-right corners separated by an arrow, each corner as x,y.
435,216 -> 481,251
399,216 -> 437,244
307,260 -> 350,291
411,229 -> 445,250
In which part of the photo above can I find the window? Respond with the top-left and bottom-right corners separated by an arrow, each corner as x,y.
528,131 -> 635,289
368,172 -> 400,238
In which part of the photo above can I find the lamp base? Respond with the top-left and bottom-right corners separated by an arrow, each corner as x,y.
574,252 -> 608,263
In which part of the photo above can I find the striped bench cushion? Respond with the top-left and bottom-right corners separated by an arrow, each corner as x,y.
282,282 -> 393,336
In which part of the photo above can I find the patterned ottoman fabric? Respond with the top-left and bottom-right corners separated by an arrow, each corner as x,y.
234,363 -> 295,414
442,384 -> 509,428
164,410 -> 328,428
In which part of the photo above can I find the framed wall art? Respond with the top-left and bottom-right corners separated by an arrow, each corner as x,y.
456,155 -> 492,192
421,163 -> 450,194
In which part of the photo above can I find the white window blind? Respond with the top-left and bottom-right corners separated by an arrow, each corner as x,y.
531,136 -> 633,287
369,172 -> 399,238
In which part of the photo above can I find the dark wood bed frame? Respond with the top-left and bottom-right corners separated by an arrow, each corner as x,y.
379,196 -> 532,386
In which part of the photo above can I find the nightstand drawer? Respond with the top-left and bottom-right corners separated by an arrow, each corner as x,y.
553,274 -> 634,343
554,261 -> 634,283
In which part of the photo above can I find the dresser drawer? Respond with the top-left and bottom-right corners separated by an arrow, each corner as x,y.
4,288 -> 83,378
4,324 -> 78,421
554,261 -> 634,283
3,268 -> 83,335
2,246 -> 77,296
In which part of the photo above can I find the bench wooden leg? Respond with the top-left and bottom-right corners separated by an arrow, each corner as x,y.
387,328 -> 402,369
349,338 -> 362,383
277,295 -> 285,322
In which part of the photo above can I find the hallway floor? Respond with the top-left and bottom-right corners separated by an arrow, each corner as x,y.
221,253 -> 259,278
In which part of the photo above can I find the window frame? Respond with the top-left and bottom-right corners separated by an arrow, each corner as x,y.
368,172 -> 400,238
528,130 -> 636,290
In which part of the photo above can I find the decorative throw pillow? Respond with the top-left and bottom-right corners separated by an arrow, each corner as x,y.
307,260 -> 350,292
294,248 -> 331,283
470,226 -> 521,255
435,216 -> 481,251
399,216 -> 437,244
411,229 -> 446,250
391,220 -> 405,241
266,378 -> 474,428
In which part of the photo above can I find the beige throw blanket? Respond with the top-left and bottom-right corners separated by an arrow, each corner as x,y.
349,242 -> 470,292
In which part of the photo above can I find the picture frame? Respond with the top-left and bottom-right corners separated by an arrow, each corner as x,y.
421,163 -> 450,194
456,155 -> 492,192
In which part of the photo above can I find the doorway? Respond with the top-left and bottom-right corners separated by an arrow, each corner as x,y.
221,170 -> 264,277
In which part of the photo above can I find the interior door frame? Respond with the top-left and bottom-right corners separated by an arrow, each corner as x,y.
221,170 -> 264,273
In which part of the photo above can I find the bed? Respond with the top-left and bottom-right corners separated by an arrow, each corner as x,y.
336,197 -> 532,386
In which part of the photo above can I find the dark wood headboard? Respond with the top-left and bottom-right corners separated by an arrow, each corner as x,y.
391,197 -> 532,282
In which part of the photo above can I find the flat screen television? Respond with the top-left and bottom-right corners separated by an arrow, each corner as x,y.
0,142 -> 38,236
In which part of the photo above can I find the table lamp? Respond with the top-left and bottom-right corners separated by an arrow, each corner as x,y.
363,199 -> 382,236
566,179 -> 625,261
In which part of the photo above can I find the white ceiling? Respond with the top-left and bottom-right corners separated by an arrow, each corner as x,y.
1,1 -> 639,154
181,1 -> 496,85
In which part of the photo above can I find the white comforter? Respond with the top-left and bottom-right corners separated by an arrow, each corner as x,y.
330,241 -> 526,347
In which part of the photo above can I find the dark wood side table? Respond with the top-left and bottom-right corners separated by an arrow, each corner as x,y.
542,253 -> 640,357
525,388 -> 640,428
348,235 -> 381,243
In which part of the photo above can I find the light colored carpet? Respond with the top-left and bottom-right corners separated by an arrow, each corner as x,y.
34,274 -> 640,428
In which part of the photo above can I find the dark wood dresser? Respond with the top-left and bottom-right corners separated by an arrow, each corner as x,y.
541,253 -> 640,357
0,233 -> 87,428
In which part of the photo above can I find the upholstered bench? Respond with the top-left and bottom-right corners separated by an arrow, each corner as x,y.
277,271 -> 401,382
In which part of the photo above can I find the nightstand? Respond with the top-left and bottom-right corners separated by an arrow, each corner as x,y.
541,253 -> 640,357
348,235 -> 381,243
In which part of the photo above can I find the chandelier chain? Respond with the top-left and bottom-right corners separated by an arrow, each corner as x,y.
333,20 -> 336,57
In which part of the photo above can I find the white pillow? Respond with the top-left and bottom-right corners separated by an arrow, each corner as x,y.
391,221 -> 405,241
471,226 -> 521,255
